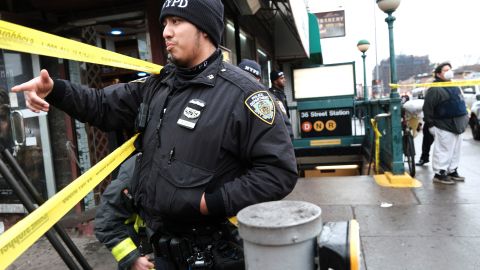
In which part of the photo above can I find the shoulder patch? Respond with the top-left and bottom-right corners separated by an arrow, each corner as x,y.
276,100 -> 287,115
245,91 -> 276,125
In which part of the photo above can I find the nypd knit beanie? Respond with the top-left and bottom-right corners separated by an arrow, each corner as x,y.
238,59 -> 261,78
270,70 -> 284,82
159,0 -> 224,47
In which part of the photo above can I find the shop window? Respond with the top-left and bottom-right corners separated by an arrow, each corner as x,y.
257,48 -> 270,86
240,31 -> 255,61
225,21 -> 237,65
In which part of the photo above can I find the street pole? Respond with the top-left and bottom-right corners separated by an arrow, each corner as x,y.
385,11 -> 403,174
386,11 -> 399,98
362,52 -> 368,100
377,0 -> 403,175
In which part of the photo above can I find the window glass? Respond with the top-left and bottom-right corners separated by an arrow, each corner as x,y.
225,21 -> 237,65
257,48 -> 269,86
240,31 -> 255,60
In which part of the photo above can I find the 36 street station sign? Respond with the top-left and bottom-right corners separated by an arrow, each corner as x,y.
299,108 -> 352,138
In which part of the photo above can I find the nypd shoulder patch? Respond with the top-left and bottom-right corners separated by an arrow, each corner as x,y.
245,91 -> 275,125
276,100 -> 287,115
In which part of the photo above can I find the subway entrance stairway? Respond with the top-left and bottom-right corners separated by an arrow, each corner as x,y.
7,131 -> 480,270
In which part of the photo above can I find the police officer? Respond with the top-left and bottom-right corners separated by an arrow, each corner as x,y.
11,0 -> 297,269
238,59 -> 262,82
269,70 -> 290,118
95,154 -> 154,270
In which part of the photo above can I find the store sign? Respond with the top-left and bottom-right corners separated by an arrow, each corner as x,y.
315,10 -> 346,38
299,108 -> 352,138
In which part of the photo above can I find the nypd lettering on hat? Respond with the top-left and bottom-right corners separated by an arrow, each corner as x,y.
163,0 -> 189,8
245,91 -> 275,125
243,66 -> 260,77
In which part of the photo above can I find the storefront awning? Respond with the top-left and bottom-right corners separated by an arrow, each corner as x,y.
274,3 -> 322,63
274,0 -> 309,60
307,12 -> 323,65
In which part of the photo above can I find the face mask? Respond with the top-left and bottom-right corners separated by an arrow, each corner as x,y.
444,69 -> 454,80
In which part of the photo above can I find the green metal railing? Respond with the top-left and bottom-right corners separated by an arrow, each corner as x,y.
356,95 -> 404,175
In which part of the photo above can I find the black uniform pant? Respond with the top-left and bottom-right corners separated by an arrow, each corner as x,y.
420,123 -> 434,161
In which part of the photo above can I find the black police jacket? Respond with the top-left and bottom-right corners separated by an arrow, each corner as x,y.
47,55 -> 297,228
269,86 -> 290,118
95,155 -> 142,270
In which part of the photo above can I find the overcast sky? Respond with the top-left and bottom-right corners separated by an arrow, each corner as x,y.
306,0 -> 480,85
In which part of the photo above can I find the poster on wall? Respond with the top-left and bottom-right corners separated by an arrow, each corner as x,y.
315,10 -> 346,38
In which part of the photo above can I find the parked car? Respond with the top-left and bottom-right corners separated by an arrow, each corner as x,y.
469,94 -> 480,140
462,85 -> 480,110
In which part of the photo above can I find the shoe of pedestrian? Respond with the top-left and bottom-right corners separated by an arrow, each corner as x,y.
433,171 -> 455,185
448,169 -> 465,182
416,159 -> 429,166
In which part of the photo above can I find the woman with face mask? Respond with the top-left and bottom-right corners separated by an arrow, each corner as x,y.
422,62 -> 469,185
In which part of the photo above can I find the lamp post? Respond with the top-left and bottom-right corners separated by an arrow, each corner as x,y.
377,0 -> 404,175
377,0 -> 400,98
357,39 -> 370,101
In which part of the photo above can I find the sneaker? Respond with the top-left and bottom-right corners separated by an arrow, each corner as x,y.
448,169 -> 465,181
416,159 -> 429,166
433,171 -> 455,185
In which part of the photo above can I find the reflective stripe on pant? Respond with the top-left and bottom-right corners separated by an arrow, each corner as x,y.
429,126 -> 462,174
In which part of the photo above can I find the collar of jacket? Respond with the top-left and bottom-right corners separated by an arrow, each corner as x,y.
163,53 -> 224,89
270,85 -> 284,93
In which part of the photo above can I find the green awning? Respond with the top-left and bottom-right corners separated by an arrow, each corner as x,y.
307,12 -> 323,64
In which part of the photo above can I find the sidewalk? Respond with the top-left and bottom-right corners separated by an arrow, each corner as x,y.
7,234 -> 117,270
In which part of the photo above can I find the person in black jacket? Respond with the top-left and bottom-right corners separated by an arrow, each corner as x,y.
95,154 -> 154,270
238,59 -> 261,82
269,70 -> 289,118
11,0 -> 297,268
423,62 -> 469,185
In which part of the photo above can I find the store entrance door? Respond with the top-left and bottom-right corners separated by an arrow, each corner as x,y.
0,50 -> 56,214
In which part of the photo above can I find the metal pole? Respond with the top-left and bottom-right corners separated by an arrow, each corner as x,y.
362,52 -> 368,100
386,11 -> 399,98
1,149 -> 92,270
0,157 -> 80,270
385,11 -> 404,174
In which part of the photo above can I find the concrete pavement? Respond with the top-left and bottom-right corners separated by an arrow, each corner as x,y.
286,130 -> 480,270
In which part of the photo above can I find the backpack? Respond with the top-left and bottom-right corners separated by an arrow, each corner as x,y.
434,87 -> 467,119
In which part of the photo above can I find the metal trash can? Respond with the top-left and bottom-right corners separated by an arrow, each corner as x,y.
237,200 -> 322,270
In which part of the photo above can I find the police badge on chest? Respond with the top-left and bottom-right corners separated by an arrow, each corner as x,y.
177,99 -> 206,129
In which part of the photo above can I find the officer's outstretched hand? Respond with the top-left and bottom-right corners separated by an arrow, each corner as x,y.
11,69 -> 53,113
131,256 -> 154,270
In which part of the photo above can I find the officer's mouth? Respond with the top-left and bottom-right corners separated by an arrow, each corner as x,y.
166,42 -> 175,51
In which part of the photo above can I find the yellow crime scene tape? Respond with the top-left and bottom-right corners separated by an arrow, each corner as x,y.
390,79 -> 480,89
0,134 -> 138,269
370,119 -> 382,175
0,20 -> 162,74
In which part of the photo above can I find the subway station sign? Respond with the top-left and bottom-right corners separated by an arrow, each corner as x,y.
299,108 -> 352,138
